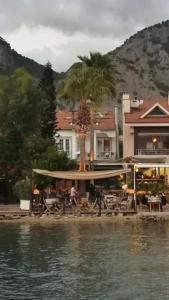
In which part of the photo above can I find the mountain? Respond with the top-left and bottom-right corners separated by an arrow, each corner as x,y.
0,37 -> 64,80
109,20 -> 169,100
2,20 -> 169,100
64,20 -> 169,102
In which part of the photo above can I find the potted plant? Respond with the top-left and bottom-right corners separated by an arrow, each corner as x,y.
13,177 -> 31,210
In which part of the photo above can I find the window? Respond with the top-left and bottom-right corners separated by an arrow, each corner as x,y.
59,139 -> 63,151
58,138 -> 71,153
148,106 -> 167,116
65,139 -> 70,152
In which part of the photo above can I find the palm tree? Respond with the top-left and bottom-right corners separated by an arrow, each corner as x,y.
57,51 -> 117,170
78,51 -> 116,106
77,52 -> 116,164
57,52 -> 116,107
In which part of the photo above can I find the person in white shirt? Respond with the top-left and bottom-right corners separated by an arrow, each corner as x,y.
70,185 -> 77,206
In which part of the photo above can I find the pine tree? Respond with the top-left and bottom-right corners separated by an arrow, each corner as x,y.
39,62 -> 57,140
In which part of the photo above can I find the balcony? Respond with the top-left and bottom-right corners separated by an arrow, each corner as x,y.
136,149 -> 169,156
75,151 -> 115,161
95,151 -> 115,160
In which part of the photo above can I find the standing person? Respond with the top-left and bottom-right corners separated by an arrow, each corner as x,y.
161,192 -> 167,206
160,192 -> 167,211
70,185 -> 77,206
88,184 -> 96,203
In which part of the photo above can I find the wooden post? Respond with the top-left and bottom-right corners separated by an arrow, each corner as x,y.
30,169 -> 33,213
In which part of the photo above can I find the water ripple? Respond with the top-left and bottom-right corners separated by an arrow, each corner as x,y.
0,222 -> 169,299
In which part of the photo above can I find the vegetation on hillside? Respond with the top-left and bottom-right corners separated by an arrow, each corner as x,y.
0,36 -> 64,80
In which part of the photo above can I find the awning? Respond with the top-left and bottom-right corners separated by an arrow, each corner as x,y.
33,169 -> 131,180
134,157 -> 166,163
135,163 -> 169,168
96,133 -> 108,138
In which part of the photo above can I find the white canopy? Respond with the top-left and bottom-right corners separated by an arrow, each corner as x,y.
33,168 -> 131,180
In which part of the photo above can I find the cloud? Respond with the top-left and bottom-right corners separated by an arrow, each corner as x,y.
25,33 -> 122,71
1,0 -> 169,71
4,25 -> 121,71
1,0 -> 169,38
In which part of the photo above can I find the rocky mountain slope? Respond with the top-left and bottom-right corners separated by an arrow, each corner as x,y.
0,37 -> 63,80
1,20 -> 169,101
109,20 -> 169,101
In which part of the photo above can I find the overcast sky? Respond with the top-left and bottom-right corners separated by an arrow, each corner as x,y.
0,0 -> 169,72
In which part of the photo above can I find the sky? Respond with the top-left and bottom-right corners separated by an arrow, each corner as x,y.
0,0 -> 169,72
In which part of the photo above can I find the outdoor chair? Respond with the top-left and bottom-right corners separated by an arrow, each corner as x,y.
32,196 -> 45,215
120,197 -> 133,211
44,198 -> 62,215
77,198 -> 96,215
104,195 -> 120,212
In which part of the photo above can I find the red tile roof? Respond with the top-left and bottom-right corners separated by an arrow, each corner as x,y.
57,111 -> 115,130
125,100 -> 169,124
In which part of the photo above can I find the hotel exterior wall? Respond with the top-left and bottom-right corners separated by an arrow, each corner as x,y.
57,130 -> 77,159
58,129 -> 116,160
123,125 -> 134,158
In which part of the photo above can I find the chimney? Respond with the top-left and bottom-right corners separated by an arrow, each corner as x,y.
122,92 -> 130,113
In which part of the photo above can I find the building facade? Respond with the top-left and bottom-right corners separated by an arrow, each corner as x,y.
123,93 -> 169,162
57,111 -> 117,168
122,93 -> 169,184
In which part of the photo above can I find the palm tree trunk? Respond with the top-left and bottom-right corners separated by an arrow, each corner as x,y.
79,134 -> 86,172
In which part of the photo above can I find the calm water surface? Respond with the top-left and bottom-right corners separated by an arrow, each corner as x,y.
0,221 -> 169,299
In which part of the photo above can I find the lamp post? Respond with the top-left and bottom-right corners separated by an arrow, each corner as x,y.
115,105 -> 120,159
86,96 -> 94,171
133,164 -> 137,212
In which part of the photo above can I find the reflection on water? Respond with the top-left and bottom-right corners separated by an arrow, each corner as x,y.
0,222 -> 169,299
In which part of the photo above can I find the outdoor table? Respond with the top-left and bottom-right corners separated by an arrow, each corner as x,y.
45,198 -> 57,205
148,196 -> 161,212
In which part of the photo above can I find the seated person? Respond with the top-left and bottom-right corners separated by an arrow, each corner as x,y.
141,193 -> 149,207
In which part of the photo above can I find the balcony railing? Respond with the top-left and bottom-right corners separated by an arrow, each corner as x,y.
75,151 -> 115,160
95,151 -> 115,160
136,149 -> 169,156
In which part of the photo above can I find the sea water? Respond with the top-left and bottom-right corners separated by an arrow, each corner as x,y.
0,221 -> 169,299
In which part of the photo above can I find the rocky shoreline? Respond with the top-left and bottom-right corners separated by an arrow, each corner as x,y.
0,212 -> 169,223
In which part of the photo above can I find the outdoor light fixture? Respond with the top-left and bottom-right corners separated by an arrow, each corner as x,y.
152,137 -> 157,144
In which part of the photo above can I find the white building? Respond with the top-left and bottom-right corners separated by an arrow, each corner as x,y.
57,111 -> 117,168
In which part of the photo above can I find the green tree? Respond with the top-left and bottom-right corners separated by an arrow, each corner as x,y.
0,68 -> 77,202
0,68 -> 44,180
32,145 -> 76,188
39,62 -> 57,140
